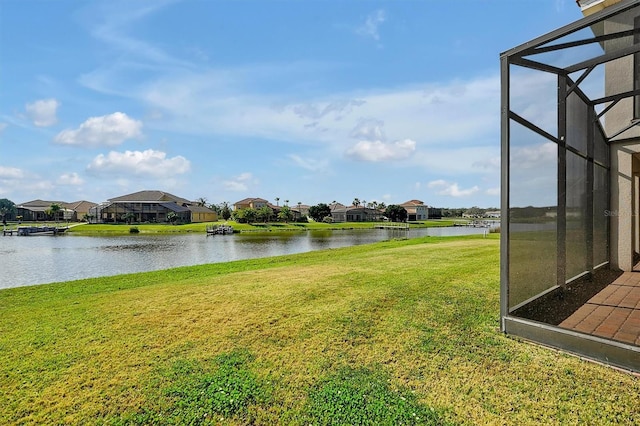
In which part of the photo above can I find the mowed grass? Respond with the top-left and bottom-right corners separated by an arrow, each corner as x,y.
66,219 -> 458,235
0,235 -> 638,425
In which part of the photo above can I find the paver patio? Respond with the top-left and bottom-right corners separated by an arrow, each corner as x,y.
559,271 -> 640,346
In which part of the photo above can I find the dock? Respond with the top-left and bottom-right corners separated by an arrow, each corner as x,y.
372,223 -> 410,230
206,224 -> 235,235
3,226 -> 69,236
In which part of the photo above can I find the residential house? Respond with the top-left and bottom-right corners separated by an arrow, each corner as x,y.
500,0 -> 640,371
91,190 -> 217,224
16,199 -> 87,222
189,205 -> 218,223
331,204 -> 383,222
233,198 -> 272,211
63,200 -> 98,221
400,200 -> 429,221
291,204 -> 310,219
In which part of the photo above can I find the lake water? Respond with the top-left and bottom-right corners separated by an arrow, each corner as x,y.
0,227 -> 491,289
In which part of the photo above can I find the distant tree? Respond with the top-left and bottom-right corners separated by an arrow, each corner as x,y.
234,208 -> 257,224
309,203 -> 331,222
48,203 -> 62,223
221,202 -> 232,220
385,204 -> 408,222
352,198 -> 360,208
464,206 -> 484,217
378,202 -> 386,210
278,205 -> 293,223
123,212 -> 136,225
167,212 -> 178,224
275,197 -> 280,207
196,197 -> 208,207
233,209 -> 246,223
284,199 -> 289,206
0,198 -> 16,223
257,206 -> 273,223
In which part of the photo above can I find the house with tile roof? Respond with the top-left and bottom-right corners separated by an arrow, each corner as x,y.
16,199 -> 97,222
90,190 -> 217,223
232,197 -> 272,211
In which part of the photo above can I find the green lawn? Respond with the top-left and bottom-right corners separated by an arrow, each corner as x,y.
1,234 -> 637,425
65,219 -> 459,235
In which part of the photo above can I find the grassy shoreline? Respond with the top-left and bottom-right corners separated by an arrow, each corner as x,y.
1,234 -> 637,424
63,220 -> 463,235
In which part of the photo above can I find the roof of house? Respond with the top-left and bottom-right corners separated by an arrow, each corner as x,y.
188,205 -> 217,213
234,197 -> 270,205
62,200 -> 98,211
158,202 -> 191,213
109,190 -> 191,204
18,199 -> 65,208
401,200 -> 424,206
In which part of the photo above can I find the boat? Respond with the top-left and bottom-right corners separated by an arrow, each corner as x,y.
17,226 -> 68,236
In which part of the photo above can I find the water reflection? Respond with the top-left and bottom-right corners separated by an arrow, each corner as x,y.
0,227 -> 491,289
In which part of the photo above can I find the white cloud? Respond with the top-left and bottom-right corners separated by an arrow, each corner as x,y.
349,118 -> 386,141
288,154 -> 329,172
510,142 -> 556,170
223,172 -> 256,192
0,166 -> 52,197
356,9 -> 386,41
428,180 -> 479,197
57,172 -> 84,186
486,187 -> 501,196
86,149 -> 190,178
346,139 -> 416,162
0,166 -> 24,179
54,112 -> 143,147
293,99 -> 366,122
25,99 -> 60,127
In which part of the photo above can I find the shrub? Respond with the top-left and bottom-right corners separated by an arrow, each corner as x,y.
129,226 -> 140,234
322,216 -> 333,223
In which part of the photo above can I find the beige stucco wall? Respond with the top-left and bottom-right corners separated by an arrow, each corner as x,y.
605,8 -> 640,270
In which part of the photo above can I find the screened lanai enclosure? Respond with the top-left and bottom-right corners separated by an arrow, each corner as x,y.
501,0 -> 640,372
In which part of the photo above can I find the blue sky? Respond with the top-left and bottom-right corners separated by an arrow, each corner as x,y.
0,0 -> 583,208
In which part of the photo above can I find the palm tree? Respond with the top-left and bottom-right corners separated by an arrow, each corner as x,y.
275,197 -> 280,207
49,203 -> 62,224
352,198 -> 360,208
284,199 -> 289,206
167,212 -> 178,225
196,197 -> 208,207
123,212 -> 136,225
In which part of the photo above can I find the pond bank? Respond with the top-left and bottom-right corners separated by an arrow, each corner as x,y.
1,234 -> 637,425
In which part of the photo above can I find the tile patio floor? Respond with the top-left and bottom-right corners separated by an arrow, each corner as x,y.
559,271 -> 640,346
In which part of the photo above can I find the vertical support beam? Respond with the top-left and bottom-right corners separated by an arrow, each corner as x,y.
558,76 -> 568,286
610,146 -> 635,271
500,56 -> 510,330
587,108 -> 595,273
